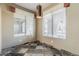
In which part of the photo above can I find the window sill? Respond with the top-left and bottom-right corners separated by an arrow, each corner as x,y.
14,34 -> 25,37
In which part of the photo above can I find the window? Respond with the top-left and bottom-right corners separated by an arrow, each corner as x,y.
14,14 -> 35,37
42,8 -> 66,39
14,17 -> 26,36
42,13 -> 53,37
26,16 -> 35,36
53,8 -> 66,39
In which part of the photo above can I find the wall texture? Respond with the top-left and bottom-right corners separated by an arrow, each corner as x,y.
37,4 -> 79,55
0,7 -> 1,54
1,4 -> 35,49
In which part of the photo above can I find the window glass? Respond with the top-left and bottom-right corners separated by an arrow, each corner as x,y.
14,18 -> 26,35
14,14 -> 35,37
42,8 -> 66,39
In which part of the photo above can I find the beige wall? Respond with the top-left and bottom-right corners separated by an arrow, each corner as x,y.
1,4 -> 35,49
37,4 -> 79,55
0,7 -> 1,53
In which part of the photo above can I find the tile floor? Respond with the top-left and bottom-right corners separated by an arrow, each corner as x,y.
0,41 -> 77,56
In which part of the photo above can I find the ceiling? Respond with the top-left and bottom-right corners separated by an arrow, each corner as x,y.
15,3 -> 57,12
